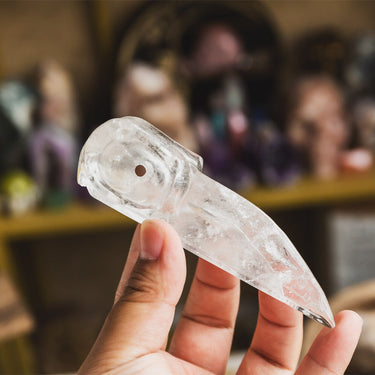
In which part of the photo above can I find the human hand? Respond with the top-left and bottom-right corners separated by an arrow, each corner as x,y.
78,220 -> 362,375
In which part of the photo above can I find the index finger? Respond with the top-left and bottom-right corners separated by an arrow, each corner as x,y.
238,292 -> 303,374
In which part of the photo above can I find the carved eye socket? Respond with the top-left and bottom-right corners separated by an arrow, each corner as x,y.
135,164 -> 146,177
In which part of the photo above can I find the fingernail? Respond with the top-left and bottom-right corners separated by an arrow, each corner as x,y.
140,220 -> 164,260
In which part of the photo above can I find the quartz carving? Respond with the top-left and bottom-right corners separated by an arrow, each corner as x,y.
77,116 -> 335,328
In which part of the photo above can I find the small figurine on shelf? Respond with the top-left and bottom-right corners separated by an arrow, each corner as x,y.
184,22 -> 297,189
0,80 -> 37,177
113,63 -> 197,151
192,74 -> 256,189
339,33 -> 375,173
251,111 -> 300,186
28,60 -> 79,207
183,23 -> 254,189
286,75 -> 349,180
0,170 -> 40,216
340,98 -> 375,173
0,80 -> 40,215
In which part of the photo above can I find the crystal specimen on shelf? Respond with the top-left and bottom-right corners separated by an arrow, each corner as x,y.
77,116 -> 335,328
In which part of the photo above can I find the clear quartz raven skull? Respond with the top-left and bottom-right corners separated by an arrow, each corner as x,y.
78,116 -> 335,328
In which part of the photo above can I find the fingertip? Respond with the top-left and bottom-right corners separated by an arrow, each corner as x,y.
335,310 -> 363,327
332,310 -> 363,343
144,220 -> 185,262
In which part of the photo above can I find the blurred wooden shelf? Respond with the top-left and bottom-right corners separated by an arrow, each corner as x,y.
0,170 -> 374,240
243,170 -> 375,211
0,202 -> 133,240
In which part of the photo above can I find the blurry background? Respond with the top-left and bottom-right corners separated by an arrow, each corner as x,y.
1,1 -> 375,374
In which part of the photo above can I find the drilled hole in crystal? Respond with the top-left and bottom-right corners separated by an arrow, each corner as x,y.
135,164 -> 146,177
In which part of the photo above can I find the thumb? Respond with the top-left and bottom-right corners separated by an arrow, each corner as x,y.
79,220 -> 186,373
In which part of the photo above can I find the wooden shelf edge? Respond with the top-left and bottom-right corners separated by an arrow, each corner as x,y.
0,203 -> 135,239
242,171 -> 375,210
1,171 -> 374,238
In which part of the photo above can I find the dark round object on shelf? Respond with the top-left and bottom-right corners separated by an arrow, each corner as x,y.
114,0 -> 283,109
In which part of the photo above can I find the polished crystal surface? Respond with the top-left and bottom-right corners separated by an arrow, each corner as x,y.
77,116 -> 335,328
